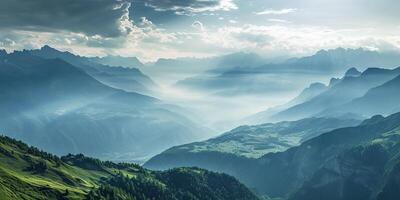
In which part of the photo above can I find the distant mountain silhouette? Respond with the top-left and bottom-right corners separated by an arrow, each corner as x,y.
344,67 -> 362,77
89,55 -> 144,68
27,45 -> 156,95
272,67 -> 400,121
320,74 -> 400,118
176,48 -> 400,97
246,82 -> 328,124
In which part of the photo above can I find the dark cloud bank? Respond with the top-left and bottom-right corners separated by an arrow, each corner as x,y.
0,0 -> 132,37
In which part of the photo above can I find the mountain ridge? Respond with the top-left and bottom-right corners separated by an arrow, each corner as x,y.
27,45 -> 157,95
271,67 -> 400,121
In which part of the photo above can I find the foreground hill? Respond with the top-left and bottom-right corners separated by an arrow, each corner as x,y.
0,135 -> 258,200
0,52 -> 208,163
146,112 -> 400,199
289,117 -> 400,200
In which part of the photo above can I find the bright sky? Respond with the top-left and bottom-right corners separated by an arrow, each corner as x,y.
1,0 -> 400,62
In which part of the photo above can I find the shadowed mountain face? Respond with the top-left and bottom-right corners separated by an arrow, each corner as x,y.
0,52 -> 208,163
145,112 -> 400,199
288,122 -> 400,200
322,74 -> 400,117
246,82 -> 328,124
27,45 -> 157,95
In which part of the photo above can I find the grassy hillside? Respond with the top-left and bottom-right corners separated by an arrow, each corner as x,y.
0,135 -> 258,200
145,117 -> 360,170
289,126 -> 400,200
146,118 -> 361,159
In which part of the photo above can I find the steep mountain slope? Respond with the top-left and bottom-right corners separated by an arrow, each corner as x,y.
272,67 -> 400,121
146,112 -> 400,199
0,135 -> 258,200
246,82 -> 328,124
28,46 -> 156,95
239,113 -> 400,198
289,125 -> 400,200
145,117 -> 360,168
321,74 -> 400,118
0,52 -> 207,163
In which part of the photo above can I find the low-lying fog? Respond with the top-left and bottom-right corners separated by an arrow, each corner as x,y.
146,70 -> 332,133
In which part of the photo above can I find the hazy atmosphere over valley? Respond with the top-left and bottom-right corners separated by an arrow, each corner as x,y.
1,0 -> 400,200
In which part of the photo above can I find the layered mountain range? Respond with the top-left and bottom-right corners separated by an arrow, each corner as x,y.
0,49 -> 209,163
146,63 -> 400,199
29,45 -> 156,95
176,48 -> 400,97
250,66 -> 400,123
2,46 -> 400,199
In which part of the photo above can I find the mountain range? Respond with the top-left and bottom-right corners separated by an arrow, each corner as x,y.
270,67 -> 400,122
0,49 -> 209,163
89,55 -> 144,68
175,48 -> 400,97
29,45 -> 156,95
145,63 -> 400,199
2,45 -> 400,199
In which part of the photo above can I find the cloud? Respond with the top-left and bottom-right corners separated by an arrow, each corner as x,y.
0,38 -> 16,47
195,24 -> 400,58
255,8 -> 297,15
192,21 -> 205,31
0,0 -> 134,37
229,20 -> 238,24
144,0 -> 237,14
268,19 -> 291,23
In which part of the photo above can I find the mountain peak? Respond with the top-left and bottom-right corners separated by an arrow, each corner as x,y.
309,82 -> 327,90
40,45 -> 59,53
361,67 -> 389,76
329,78 -> 341,87
361,114 -> 385,126
344,67 -> 361,77
315,49 -> 328,55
